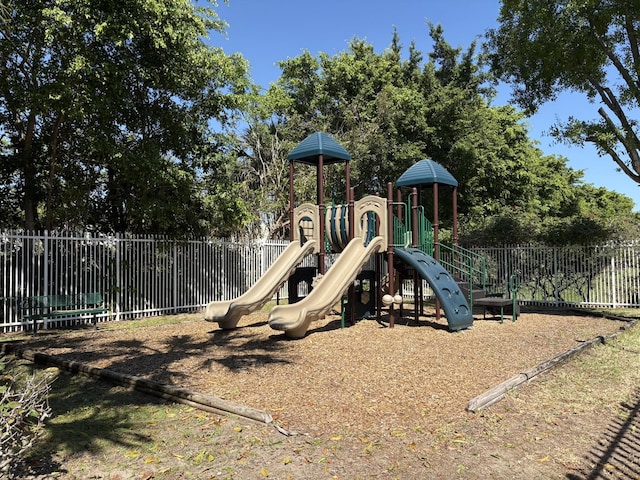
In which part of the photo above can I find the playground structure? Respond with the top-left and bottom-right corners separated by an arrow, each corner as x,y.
206,132 -> 515,338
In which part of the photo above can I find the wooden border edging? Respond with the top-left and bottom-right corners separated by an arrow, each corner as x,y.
467,319 -> 639,413
1,345 -> 273,424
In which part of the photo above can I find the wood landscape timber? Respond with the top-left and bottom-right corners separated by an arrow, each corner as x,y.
1,345 -> 273,425
467,318 -> 639,412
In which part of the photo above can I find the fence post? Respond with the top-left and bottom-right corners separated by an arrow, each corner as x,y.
503,246 -> 509,295
553,247 -> 559,306
43,230 -> 49,298
173,241 -> 178,314
611,251 -> 617,308
115,233 -> 121,321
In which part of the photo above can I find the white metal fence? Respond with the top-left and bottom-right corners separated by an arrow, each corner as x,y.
471,243 -> 640,308
1,231 -> 639,333
0,231 -> 290,333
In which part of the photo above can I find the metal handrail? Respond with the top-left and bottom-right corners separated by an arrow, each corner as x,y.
438,242 -> 487,307
392,206 -> 488,307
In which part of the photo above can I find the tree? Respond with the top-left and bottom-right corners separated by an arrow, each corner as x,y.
239,25 -> 637,243
486,0 -> 640,185
0,0 -> 251,236
271,31 -> 554,217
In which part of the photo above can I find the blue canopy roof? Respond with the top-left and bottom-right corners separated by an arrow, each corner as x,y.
396,159 -> 458,187
287,132 -> 351,165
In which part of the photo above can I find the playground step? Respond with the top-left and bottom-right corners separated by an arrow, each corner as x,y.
455,280 -> 486,302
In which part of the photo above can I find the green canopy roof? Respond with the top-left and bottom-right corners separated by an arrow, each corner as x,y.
287,132 -> 351,165
396,159 -> 458,187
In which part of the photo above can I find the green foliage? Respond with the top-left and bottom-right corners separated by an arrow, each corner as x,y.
460,208 -> 543,246
0,0 -> 251,236
3,1 -> 636,244
460,184 -> 639,246
240,23 -> 638,243
486,0 -> 640,185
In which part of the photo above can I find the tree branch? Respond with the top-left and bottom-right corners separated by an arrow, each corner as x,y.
588,18 -> 640,99
625,15 -> 640,77
587,107 -> 640,182
45,113 -> 64,230
585,76 -> 640,174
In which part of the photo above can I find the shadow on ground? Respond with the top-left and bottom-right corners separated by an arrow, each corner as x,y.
17,321 -> 293,387
568,388 -> 640,479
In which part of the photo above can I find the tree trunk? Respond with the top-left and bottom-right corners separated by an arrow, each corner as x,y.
20,111 -> 38,230
45,113 -> 64,230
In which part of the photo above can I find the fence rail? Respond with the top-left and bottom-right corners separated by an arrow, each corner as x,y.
0,231 -> 290,333
2,231 -> 639,333
471,243 -> 640,308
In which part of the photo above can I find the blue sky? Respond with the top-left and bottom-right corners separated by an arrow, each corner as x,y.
215,0 -> 640,210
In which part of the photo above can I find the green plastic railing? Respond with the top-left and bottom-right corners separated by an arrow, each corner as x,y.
391,204 -> 433,252
391,203 -> 410,247
415,206 -> 434,256
438,242 -> 487,307
391,205 -> 488,307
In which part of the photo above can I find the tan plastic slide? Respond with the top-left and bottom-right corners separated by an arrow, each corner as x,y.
205,239 -> 317,329
269,236 -> 384,339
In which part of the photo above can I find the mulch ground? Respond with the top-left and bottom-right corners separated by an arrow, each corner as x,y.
19,307 -> 627,439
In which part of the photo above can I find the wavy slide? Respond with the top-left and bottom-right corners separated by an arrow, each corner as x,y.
269,236 -> 384,339
205,240 -> 317,329
394,247 -> 474,331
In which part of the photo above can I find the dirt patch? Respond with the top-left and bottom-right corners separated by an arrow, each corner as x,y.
12,308 -> 636,479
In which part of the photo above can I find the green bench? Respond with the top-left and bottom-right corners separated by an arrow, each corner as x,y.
20,293 -> 108,333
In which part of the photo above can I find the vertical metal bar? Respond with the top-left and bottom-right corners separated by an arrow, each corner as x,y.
125,235 -> 130,316
135,235 -> 139,314
611,248 -> 617,307
126,235 -> 131,317
1,233 -> 4,327
594,246 -> 598,307
618,248 -> 629,305
386,182 -> 395,328
553,247 -> 558,306
629,242 -> 640,308
173,240 -> 178,313
43,231 -> 49,301
136,234 -> 140,314
153,236 -> 157,312
2,233 -> 8,328
197,239 -> 203,307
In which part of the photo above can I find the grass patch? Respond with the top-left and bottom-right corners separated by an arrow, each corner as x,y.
0,312 -> 204,343
33,371 -> 166,457
18,366 -> 232,477
511,321 -> 640,415
590,307 -> 640,319
259,300 -> 289,311
99,312 -> 202,331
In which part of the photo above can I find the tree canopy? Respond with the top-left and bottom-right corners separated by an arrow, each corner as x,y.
236,25 -> 637,244
0,0 -> 251,236
486,0 -> 640,185
1,1 -> 637,245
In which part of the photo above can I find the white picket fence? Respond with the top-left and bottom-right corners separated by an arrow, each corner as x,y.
1,231 -> 639,333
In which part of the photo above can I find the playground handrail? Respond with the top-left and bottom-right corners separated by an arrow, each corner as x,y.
392,204 -> 488,306
391,204 -> 410,247
438,242 -> 487,307
414,206 -> 434,255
